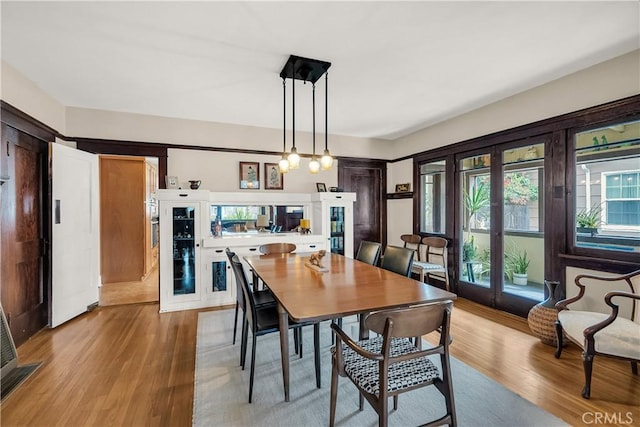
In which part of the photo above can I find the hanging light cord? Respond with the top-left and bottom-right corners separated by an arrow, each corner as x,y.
324,72 -> 328,151
282,78 -> 286,154
312,82 -> 316,155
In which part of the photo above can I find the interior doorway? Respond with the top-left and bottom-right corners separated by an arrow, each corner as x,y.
98,155 -> 160,306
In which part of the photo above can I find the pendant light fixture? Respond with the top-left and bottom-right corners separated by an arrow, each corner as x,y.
278,78 -> 290,173
309,82 -> 320,173
279,55 -> 332,173
320,72 -> 334,170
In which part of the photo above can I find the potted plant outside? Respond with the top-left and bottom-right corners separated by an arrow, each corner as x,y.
576,204 -> 601,236
462,183 -> 489,262
505,248 -> 530,285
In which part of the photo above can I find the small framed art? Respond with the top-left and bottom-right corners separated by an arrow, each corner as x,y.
165,176 -> 179,189
316,182 -> 327,192
395,183 -> 411,192
239,162 -> 260,189
264,163 -> 283,190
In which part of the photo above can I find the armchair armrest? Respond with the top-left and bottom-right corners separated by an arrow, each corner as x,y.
584,291 -> 640,338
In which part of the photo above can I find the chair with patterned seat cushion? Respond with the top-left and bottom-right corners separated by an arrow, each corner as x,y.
555,269 -> 640,399
329,301 -> 456,427
412,236 -> 450,291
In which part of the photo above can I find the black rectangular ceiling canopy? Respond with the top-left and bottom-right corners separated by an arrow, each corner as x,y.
279,55 -> 331,83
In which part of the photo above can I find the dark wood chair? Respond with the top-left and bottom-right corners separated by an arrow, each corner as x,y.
555,269 -> 640,398
330,301 -> 456,427
225,248 -> 275,348
355,240 -> 382,266
229,254 -> 321,403
380,245 -> 415,277
258,242 -> 296,254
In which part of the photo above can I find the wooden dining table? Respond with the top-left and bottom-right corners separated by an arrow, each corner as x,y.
243,252 -> 457,402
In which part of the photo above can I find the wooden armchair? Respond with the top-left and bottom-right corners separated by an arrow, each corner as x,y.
330,301 -> 456,427
555,269 -> 640,398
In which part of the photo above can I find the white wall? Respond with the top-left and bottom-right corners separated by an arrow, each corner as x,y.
392,50 -> 640,158
167,148 -> 338,193
1,60 -> 66,134
386,158 -> 414,247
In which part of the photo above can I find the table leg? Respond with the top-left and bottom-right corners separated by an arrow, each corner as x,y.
359,312 -> 370,340
277,303 -> 290,402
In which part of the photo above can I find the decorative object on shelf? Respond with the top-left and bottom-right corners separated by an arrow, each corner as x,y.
264,163 -> 283,190
279,55 -> 333,173
239,162 -> 260,189
166,176 -> 179,189
527,280 -> 566,347
329,187 -> 343,192
395,183 -> 411,192
299,218 -> 311,234
316,182 -> 327,192
256,215 -> 270,232
189,180 -> 201,190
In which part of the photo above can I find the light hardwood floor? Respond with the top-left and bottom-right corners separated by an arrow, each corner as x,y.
2,299 -> 638,426
99,263 -> 159,306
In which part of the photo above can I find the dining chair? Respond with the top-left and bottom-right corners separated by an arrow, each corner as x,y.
258,242 -> 296,254
355,240 -> 382,266
555,269 -> 640,398
225,248 -> 275,347
412,236 -> 450,291
229,254 -> 321,403
380,245 -> 415,277
400,234 -> 421,260
330,301 -> 456,427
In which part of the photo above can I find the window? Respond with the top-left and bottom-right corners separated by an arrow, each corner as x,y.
575,118 -> 640,253
419,160 -> 446,234
603,172 -> 640,226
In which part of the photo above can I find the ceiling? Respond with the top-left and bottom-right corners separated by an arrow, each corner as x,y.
2,1 -> 638,141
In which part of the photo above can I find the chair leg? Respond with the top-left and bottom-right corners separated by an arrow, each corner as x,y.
582,352 -> 594,399
329,356 -> 339,427
314,323 -> 321,388
632,361 -> 638,375
393,395 -> 398,410
299,327 -> 304,358
232,302 -> 239,345
293,328 -> 300,355
248,334 -> 257,403
359,394 -> 364,411
554,321 -> 564,358
378,393 -> 388,427
241,320 -> 249,369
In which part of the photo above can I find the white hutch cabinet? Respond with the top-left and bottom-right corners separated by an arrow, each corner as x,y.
311,192 -> 357,258
156,190 -> 355,312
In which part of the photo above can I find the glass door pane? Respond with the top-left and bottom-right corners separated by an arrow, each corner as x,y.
460,153 -> 491,287
502,143 -> 545,301
172,206 -> 196,295
330,206 -> 345,255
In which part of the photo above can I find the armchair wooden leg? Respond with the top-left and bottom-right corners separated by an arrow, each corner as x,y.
359,394 -> 364,411
554,321 -> 564,358
393,395 -> 398,410
582,353 -> 594,399
378,394 -> 388,427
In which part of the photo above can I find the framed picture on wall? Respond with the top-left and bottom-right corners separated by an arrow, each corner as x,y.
239,162 -> 260,189
395,183 -> 411,192
264,163 -> 283,190
316,182 -> 327,192
165,175 -> 179,189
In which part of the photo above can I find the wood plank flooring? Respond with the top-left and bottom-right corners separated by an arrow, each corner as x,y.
99,263 -> 159,306
2,298 -> 638,426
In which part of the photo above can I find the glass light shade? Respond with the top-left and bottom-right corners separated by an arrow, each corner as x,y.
309,157 -> 320,174
279,156 -> 290,174
288,147 -> 300,169
320,149 -> 333,170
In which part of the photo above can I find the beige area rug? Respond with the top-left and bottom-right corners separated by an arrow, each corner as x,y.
193,309 -> 568,426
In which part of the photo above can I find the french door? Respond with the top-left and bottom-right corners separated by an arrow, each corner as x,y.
455,135 -> 550,315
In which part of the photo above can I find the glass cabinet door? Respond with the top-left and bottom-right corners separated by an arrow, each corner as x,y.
172,206 -> 197,296
330,206 -> 345,255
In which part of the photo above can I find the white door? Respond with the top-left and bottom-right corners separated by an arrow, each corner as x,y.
51,142 -> 100,327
